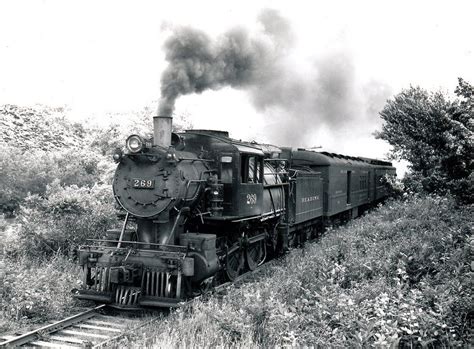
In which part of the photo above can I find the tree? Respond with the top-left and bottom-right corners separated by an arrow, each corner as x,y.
376,78 -> 473,204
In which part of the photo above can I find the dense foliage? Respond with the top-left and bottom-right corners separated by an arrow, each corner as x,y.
124,196 -> 473,348
0,105 -> 112,214
0,144 -> 114,211
376,78 -> 473,204
4,183 -> 117,258
0,253 -> 84,332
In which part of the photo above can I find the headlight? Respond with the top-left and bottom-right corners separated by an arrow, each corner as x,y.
126,135 -> 144,153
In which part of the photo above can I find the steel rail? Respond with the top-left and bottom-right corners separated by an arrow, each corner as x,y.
0,304 -> 106,347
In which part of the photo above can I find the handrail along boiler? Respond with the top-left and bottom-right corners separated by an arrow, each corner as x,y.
75,115 -> 395,308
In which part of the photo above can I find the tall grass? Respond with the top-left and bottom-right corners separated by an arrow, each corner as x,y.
121,195 -> 472,348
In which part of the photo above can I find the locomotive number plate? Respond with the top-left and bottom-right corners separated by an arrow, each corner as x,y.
132,178 -> 155,189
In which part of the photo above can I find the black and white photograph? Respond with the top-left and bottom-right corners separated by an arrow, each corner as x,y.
0,0 -> 472,347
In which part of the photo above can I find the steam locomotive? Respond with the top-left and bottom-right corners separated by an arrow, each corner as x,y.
75,116 -> 395,308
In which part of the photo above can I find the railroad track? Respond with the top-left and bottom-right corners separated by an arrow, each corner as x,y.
0,304 -> 149,348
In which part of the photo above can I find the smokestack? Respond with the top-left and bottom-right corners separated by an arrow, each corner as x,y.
153,115 -> 172,147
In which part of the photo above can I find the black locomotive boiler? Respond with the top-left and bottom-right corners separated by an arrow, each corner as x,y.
75,116 -> 395,308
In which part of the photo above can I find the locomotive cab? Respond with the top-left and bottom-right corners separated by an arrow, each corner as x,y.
227,149 -> 265,217
179,131 -> 284,220
214,144 -> 286,219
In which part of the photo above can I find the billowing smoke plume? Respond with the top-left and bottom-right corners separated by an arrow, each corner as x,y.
158,9 -> 391,147
158,9 -> 290,116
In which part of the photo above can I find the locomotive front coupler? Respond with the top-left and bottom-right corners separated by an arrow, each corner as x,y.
109,265 -> 140,284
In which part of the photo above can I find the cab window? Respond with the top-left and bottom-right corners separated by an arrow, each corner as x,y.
220,155 -> 233,184
221,163 -> 233,183
241,154 -> 263,183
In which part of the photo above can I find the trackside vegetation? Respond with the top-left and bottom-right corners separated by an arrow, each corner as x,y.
0,254 -> 83,332
119,195 -> 473,348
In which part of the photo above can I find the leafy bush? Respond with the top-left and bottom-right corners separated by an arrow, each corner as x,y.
0,144 -> 113,216
376,78 -> 474,204
0,255 -> 84,333
5,182 -> 117,258
123,196 -> 472,348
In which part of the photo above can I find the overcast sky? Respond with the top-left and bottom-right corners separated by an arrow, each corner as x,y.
1,0 -> 473,174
